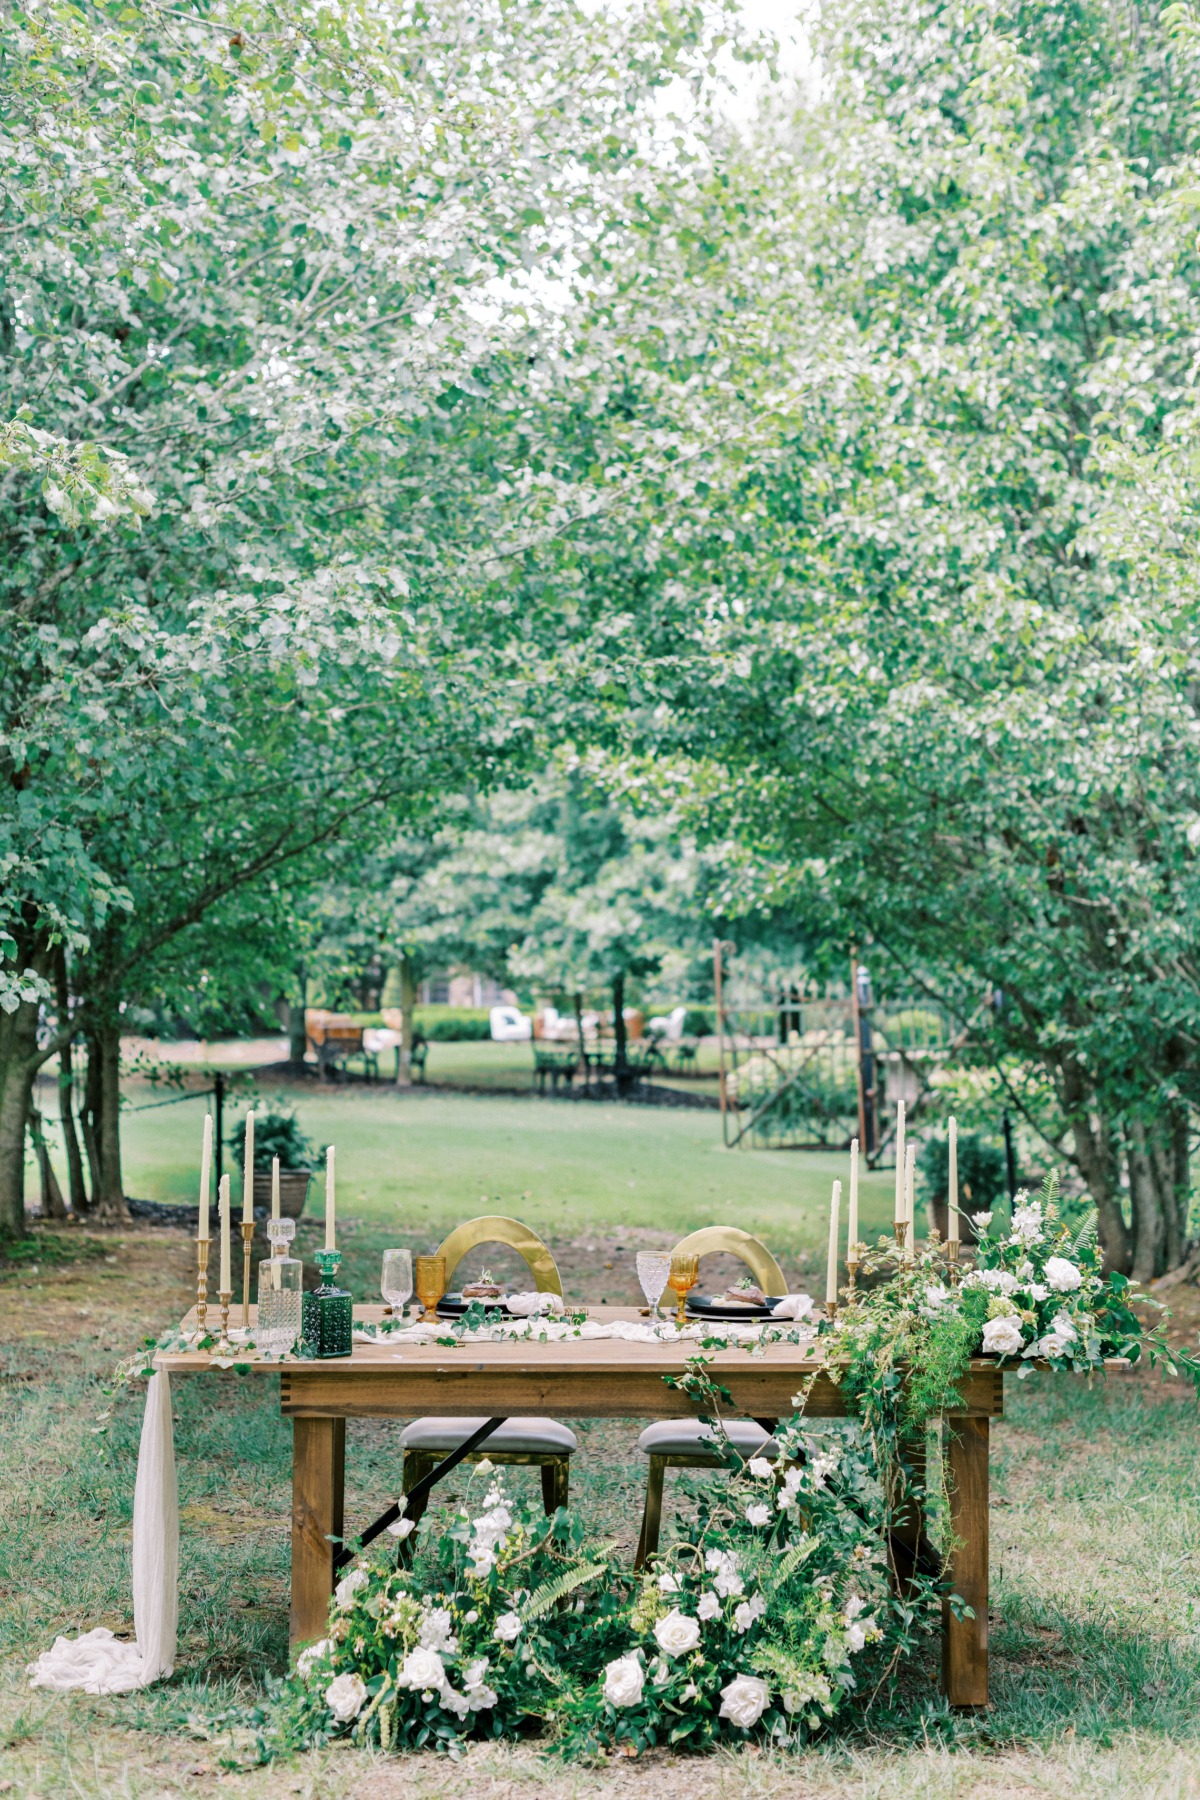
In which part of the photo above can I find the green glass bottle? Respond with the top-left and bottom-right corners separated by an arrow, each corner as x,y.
301,1247 -> 353,1358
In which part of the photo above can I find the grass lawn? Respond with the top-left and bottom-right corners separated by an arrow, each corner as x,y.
3,1086 -> 1200,1797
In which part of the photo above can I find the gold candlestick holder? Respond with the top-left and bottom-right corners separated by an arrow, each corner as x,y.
893,1219 -> 906,1254
846,1254 -> 859,1299
825,1298 -> 838,1324
196,1237 -> 210,1338
216,1288 -> 233,1355
946,1238 -> 960,1286
241,1219 -> 255,1329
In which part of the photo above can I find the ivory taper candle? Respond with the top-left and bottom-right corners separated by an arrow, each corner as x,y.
242,1108 -> 255,1224
198,1112 -> 212,1240
271,1154 -> 281,1222
947,1115 -> 959,1243
219,1173 -> 231,1291
904,1139 -> 916,1254
325,1144 -> 336,1249
826,1178 -> 842,1306
894,1099 -> 906,1225
848,1137 -> 859,1252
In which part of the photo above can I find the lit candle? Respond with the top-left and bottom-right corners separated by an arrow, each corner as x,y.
198,1112 -> 212,1241
848,1137 -> 859,1253
219,1173 -> 231,1292
894,1099 -> 906,1227
271,1154 -> 281,1222
947,1115 -> 959,1243
904,1140 -> 916,1256
242,1108 -> 255,1224
826,1177 -> 841,1307
325,1144 -> 336,1250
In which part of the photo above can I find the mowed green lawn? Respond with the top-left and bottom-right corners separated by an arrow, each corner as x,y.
119,1080 -> 892,1263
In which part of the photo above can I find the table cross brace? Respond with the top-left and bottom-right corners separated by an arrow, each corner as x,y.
334,1416 -> 504,1570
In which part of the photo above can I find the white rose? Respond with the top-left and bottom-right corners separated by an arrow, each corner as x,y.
657,1571 -> 681,1593
439,1684 -> 472,1719
844,1595 -> 866,1620
972,1211 -> 993,1229
846,1613 -> 878,1653
747,1456 -> 774,1479
493,1611 -> 522,1643
324,1671 -> 367,1722
697,1591 -> 721,1621
1044,1256 -> 1083,1292
654,1607 -> 702,1656
1027,1282 -> 1048,1302
399,1645 -> 445,1692
463,1657 -> 490,1688
744,1503 -> 771,1528
386,1517 -> 415,1540
333,1567 -> 369,1610
719,1673 -> 770,1730
420,1607 -> 457,1652
981,1315 -> 1025,1357
603,1653 -> 645,1708
466,1680 -> 498,1710
295,1637 -> 332,1678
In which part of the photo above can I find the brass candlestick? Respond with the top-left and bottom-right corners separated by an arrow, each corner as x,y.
825,1298 -> 838,1324
241,1219 -> 255,1329
216,1288 -> 233,1355
946,1238 -> 960,1287
196,1237 -> 210,1338
846,1254 -> 859,1299
893,1219 -> 906,1253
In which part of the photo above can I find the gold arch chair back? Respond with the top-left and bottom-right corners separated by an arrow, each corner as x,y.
668,1226 -> 786,1296
435,1215 -> 563,1296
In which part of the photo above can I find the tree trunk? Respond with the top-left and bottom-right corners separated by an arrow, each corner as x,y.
397,957 -> 418,1088
29,1103 -> 67,1218
54,948 -> 87,1213
92,1021 -> 129,1223
612,970 -> 631,1097
81,1030 -> 104,1205
0,924 -> 52,1238
288,998 -> 309,1067
1059,1058 -> 1130,1275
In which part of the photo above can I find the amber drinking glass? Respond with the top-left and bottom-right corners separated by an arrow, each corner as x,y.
667,1252 -> 700,1325
414,1253 -> 447,1324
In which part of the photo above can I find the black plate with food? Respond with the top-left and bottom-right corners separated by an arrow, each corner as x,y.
436,1290 -> 510,1318
685,1293 -> 779,1321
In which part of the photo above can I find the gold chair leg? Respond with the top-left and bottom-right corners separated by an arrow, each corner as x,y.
541,1457 -> 569,1515
634,1456 -> 666,1570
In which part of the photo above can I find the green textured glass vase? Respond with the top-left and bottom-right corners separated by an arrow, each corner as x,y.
301,1247 -> 353,1358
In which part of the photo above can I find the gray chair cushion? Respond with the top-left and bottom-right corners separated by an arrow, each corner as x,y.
400,1415 -> 578,1454
637,1419 -> 779,1459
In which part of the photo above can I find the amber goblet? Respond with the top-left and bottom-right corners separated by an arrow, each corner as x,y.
414,1253 -> 447,1324
667,1252 -> 700,1325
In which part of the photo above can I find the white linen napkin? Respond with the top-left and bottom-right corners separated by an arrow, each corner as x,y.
771,1293 -> 816,1320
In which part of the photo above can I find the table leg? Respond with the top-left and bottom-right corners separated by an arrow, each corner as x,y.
942,1415 -> 989,1707
290,1415 -> 345,1650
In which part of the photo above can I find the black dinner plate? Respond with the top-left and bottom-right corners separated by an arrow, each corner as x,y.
685,1293 -> 778,1321
436,1291 -> 510,1318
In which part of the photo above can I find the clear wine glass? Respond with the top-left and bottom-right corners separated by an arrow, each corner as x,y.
636,1251 -> 672,1319
381,1248 -> 413,1320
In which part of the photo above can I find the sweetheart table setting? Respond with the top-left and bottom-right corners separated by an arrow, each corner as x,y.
27,1102 -> 1195,1760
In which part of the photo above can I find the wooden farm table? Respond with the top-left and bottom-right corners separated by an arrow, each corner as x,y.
156,1305 -> 1005,1706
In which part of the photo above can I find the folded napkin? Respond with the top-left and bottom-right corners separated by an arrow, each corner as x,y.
771,1293 -> 816,1320
505,1291 -> 565,1316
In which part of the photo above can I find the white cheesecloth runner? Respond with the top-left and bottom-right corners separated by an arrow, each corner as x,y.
25,1296 -> 815,1696
27,1369 -> 178,1695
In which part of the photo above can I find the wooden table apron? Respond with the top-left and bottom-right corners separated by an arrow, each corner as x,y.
157,1305 -> 1003,1707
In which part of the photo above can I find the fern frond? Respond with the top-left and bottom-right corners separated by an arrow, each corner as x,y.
522,1558 -> 610,1621
1039,1168 -> 1060,1222
766,1534 -> 817,1592
1071,1210 -> 1098,1255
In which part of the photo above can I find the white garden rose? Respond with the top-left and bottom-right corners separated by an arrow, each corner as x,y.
972,1211 -> 993,1230
981,1315 -> 1025,1357
325,1671 -> 367,1722
333,1567 -> 369,1610
603,1653 -> 645,1708
705,1548 -> 744,1598
1045,1256 -> 1083,1291
493,1611 -> 522,1642
399,1645 -> 445,1692
419,1607 -> 457,1652
733,1595 -> 766,1633
719,1673 -> 770,1730
846,1614 -> 878,1653
657,1571 -> 681,1593
654,1607 -> 701,1656
697,1591 -> 721,1621
747,1456 -> 774,1479
744,1503 -> 771,1527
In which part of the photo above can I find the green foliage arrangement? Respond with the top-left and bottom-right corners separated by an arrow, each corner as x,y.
228,1111 -> 315,1172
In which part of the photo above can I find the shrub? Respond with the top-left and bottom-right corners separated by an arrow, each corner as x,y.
413,1006 -> 494,1041
229,1109 -> 316,1170
918,1130 -> 1009,1211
